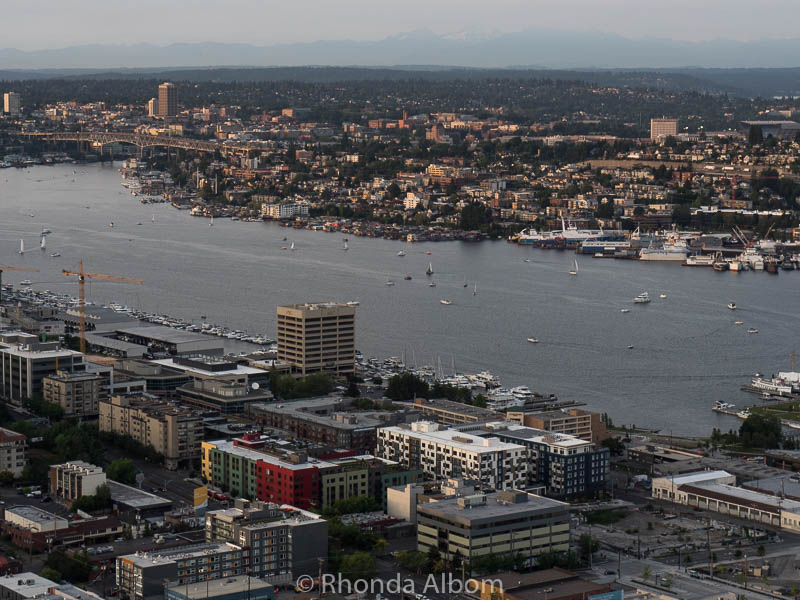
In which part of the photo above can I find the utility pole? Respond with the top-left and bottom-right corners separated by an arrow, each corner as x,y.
317,557 -> 324,600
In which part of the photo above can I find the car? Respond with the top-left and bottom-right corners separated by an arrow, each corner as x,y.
114,537 -> 124,542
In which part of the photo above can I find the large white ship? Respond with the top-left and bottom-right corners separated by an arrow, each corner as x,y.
639,241 -> 688,262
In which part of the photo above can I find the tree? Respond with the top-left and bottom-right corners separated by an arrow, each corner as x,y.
339,552 -> 376,581
0,471 -> 15,487
578,533 -> 599,563
739,413 -> 783,449
757,544 -> 765,557
385,372 -> 429,401
107,458 -> 136,485
642,565 -> 651,582
40,567 -> 62,582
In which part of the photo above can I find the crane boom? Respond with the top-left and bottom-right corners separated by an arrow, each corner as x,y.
61,260 -> 142,354
0,265 -> 40,305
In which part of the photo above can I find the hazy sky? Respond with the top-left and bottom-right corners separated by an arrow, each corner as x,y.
5,0 -> 800,50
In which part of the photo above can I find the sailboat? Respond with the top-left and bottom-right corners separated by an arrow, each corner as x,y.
40,236 -> 46,251
18,239 -> 24,254
569,258 -> 578,276
397,248 -> 406,257
426,262 -> 434,276
151,214 -> 156,223
472,283 -> 477,296
385,274 -> 395,286
462,277 -> 468,288
342,238 -> 349,251
209,215 -> 214,227
290,241 -> 296,251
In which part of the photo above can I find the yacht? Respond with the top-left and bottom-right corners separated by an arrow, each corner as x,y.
20,280 -> 32,286
751,375 -> 794,396
440,299 -> 452,305
634,292 -> 651,304
683,254 -> 715,267
346,301 -> 360,307
713,400 -> 735,412
736,409 -> 752,420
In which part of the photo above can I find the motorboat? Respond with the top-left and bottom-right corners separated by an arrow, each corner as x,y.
620,309 -> 631,313
634,292 -> 651,303
440,299 -> 452,305
727,303 -> 736,310
527,337 -> 538,344
747,328 -> 759,334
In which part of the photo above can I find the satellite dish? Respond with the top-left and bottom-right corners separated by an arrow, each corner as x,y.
251,382 -> 260,390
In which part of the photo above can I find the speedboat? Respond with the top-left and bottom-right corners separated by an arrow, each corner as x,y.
620,308 -> 631,313
50,252 -> 61,258
634,292 -> 650,303
397,250 -> 406,257
747,328 -> 759,334
734,321 -> 744,325
429,282 -> 436,287
627,345 -> 635,350
659,294 -> 667,299
527,337 -> 538,344
20,280 -> 32,286
346,301 -> 360,306
727,303 -> 736,310
404,274 -> 412,280
440,299 -> 452,305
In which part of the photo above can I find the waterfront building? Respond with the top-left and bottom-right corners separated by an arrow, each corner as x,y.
116,543 -> 247,600
3,92 -> 21,116
99,395 -> 202,470
376,422 -> 528,490
165,577 -> 274,600
0,427 -> 27,477
260,202 -> 309,219
416,490 -> 570,565
650,117 -> 678,140
158,82 -> 178,117
42,370 -> 102,417
204,500 -> 327,585
0,332 -> 85,405
276,303 -> 356,375
49,461 -> 107,504
473,422 -> 610,499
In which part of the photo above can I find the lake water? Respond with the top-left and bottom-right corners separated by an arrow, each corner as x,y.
1,163 -> 798,436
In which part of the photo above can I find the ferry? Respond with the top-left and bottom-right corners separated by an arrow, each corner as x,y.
751,376 -> 794,396
683,254 -> 715,267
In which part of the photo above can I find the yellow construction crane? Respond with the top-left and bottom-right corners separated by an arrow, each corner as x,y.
62,260 -> 142,354
0,265 -> 40,304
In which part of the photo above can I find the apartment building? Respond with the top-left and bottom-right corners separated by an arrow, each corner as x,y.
376,422 -> 528,490
116,543 -> 247,600
475,423 -> 609,499
204,500 -> 327,585
99,395 -> 202,470
505,408 -> 608,444
158,82 -> 178,117
3,92 -> 21,116
416,490 -> 570,565
0,332 -> 85,405
49,461 -> 107,504
42,371 -> 103,417
260,202 -> 309,220
0,427 -> 27,477
276,303 -> 355,375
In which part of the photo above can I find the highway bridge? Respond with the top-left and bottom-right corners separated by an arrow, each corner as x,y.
10,131 -> 262,154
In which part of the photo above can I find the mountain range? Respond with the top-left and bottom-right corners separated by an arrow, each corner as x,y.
4,29 -> 800,70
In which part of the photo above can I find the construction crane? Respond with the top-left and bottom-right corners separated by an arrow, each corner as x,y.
0,265 -> 40,304
62,260 -> 142,354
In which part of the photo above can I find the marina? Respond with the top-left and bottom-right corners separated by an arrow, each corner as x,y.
2,163 -> 800,436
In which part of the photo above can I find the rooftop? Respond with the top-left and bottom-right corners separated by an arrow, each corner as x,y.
208,439 -> 334,471
480,423 -> 590,448
418,491 -> 568,523
656,470 -> 733,486
166,576 -> 271,599
5,505 -> 68,528
120,542 -> 242,568
106,481 -> 172,510
152,358 -> 266,378
0,572 -> 57,597
384,422 -> 525,453
689,481 -> 800,512
116,325 -> 215,345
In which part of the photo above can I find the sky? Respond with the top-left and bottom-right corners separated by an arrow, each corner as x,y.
4,0 -> 800,50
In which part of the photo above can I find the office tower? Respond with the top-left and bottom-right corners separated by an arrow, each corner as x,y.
650,117 -> 678,140
158,82 -> 178,117
276,303 -> 355,375
3,92 -> 21,115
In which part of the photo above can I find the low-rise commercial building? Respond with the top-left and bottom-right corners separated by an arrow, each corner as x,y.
377,422 -> 528,490
177,379 -> 273,414
1,506 -> 122,551
99,395 -> 203,470
112,359 -> 191,396
505,408 -> 607,444
165,576 -> 274,600
42,371 -> 102,417
49,461 -> 107,504
0,427 -> 27,477
652,470 -> 800,532
416,490 -> 570,566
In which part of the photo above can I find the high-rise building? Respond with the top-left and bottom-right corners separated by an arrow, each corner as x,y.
158,82 -> 178,117
3,92 -> 21,116
276,303 -> 355,375
146,97 -> 157,117
650,117 -> 678,140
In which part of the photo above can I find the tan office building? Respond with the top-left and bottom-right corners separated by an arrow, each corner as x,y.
99,395 -> 202,470
506,408 -> 608,444
276,303 -> 356,375
650,117 -> 678,140
158,82 -> 178,117
0,427 -> 27,477
49,461 -> 107,504
42,371 -> 102,417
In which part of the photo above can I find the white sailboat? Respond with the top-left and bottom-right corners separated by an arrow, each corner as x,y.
18,239 -> 24,254
397,248 -> 406,257
342,238 -> 349,251
473,283 -> 477,296
209,215 -> 214,227
426,262 -> 434,276
40,236 -> 46,251
569,258 -> 578,276
290,241 -> 296,251
152,214 -> 156,223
